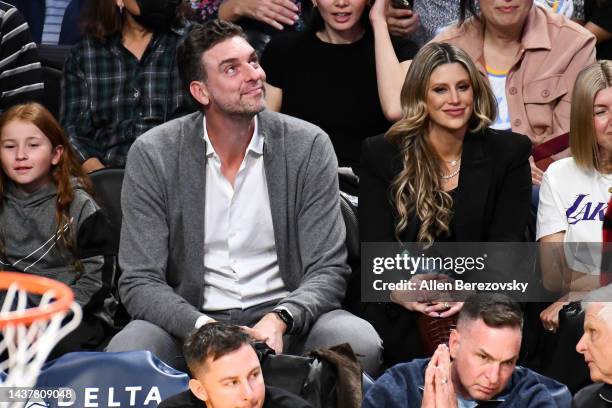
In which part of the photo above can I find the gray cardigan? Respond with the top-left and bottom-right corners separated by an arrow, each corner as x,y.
118,110 -> 350,340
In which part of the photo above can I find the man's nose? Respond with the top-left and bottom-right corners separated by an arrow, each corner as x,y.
245,63 -> 263,82
485,363 -> 500,386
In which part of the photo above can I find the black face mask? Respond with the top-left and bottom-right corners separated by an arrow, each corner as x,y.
132,0 -> 181,32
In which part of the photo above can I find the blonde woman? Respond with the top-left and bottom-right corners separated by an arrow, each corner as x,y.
538,61 -> 612,333
359,42 -> 532,366
370,0 -> 596,184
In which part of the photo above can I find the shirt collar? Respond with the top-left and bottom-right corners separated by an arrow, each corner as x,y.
600,383 -> 612,403
520,4 -> 552,51
202,115 -> 263,158
458,4 -> 550,65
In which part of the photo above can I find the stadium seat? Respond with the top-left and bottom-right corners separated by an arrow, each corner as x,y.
89,168 -> 125,256
89,168 -> 127,327
29,350 -> 189,407
37,44 -> 70,119
340,191 -> 362,315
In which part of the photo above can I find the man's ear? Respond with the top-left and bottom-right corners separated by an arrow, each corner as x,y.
448,328 -> 460,360
188,378 -> 208,402
189,80 -> 210,107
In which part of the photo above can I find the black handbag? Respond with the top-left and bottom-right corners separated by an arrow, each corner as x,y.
256,343 -> 337,408
536,302 -> 592,394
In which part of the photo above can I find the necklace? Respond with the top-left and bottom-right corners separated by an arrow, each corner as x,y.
445,158 -> 461,167
440,164 -> 461,180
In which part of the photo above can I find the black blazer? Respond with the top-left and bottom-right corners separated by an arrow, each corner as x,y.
359,128 -> 532,243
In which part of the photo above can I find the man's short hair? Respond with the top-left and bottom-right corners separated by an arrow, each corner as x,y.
183,322 -> 254,375
457,294 -> 523,330
177,19 -> 246,87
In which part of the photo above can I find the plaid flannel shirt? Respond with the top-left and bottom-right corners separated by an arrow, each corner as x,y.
60,26 -> 194,167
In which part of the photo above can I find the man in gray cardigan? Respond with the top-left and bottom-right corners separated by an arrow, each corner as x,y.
106,20 -> 382,376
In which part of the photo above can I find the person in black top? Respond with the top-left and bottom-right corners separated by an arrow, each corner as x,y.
159,322 -> 313,408
260,0 -> 416,174
584,0 -> 612,60
573,286 -> 612,408
358,42 -> 531,367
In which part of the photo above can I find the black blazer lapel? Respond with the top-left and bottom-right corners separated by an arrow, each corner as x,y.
455,131 -> 491,241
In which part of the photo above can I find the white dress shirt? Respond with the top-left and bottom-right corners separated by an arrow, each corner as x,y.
200,116 -> 289,312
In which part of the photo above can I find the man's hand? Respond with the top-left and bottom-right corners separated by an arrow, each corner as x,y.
243,313 -> 287,354
422,344 -> 457,408
386,2 -> 419,37
81,157 -> 105,173
219,0 -> 299,30
529,156 -> 543,185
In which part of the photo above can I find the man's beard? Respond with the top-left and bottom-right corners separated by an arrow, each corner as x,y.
220,96 -> 266,118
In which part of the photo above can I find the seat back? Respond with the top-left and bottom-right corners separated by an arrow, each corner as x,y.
340,192 -> 359,266
41,65 -> 62,119
340,191 -> 362,314
88,168 -> 128,326
89,168 -> 125,255
30,351 -> 189,407
37,44 -> 71,119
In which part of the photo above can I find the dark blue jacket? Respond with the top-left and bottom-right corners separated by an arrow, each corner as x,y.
363,358 -> 572,408
5,0 -> 87,45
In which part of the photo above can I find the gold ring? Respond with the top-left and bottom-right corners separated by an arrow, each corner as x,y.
443,302 -> 450,309
441,378 -> 448,384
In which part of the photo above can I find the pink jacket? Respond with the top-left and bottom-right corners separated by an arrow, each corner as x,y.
432,5 -> 596,160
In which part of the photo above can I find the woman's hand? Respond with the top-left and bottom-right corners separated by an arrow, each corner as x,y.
539,301 -> 569,333
219,0 -> 299,30
391,294 -> 463,318
390,274 -> 464,317
369,0 -> 389,28
529,156 -> 543,185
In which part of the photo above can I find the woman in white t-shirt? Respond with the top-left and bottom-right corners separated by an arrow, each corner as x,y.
537,60 -> 612,332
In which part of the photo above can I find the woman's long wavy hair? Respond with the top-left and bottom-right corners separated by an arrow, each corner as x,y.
386,42 -> 496,244
0,103 -> 94,257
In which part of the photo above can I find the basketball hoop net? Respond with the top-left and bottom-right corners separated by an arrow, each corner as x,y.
0,272 -> 82,408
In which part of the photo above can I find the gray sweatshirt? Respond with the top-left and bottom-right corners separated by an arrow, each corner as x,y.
0,181 -> 111,309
